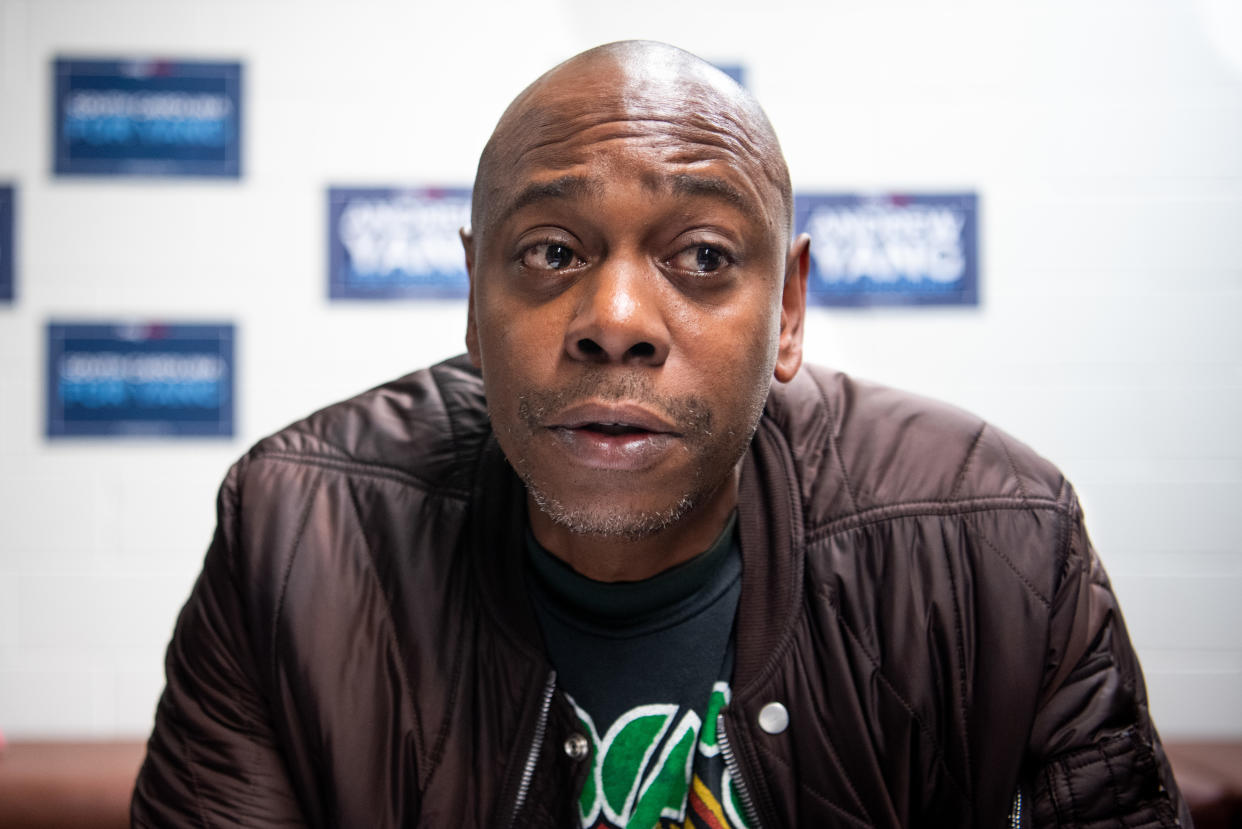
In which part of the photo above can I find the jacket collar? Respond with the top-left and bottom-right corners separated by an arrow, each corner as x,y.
733,415 -> 804,693
468,414 -> 805,687
469,436 -> 549,661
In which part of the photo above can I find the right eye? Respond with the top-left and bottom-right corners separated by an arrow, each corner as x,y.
521,242 -> 580,271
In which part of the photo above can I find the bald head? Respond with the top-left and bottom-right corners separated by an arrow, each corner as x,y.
469,40 -> 793,245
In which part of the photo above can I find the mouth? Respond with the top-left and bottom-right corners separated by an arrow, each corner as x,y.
562,421 -> 660,437
552,402 -> 678,434
543,403 -> 681,470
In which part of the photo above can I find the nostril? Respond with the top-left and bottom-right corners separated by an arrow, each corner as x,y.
627,342 -> 655,359
577,338 -> 604,356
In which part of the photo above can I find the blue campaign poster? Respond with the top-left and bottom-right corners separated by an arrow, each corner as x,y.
714,63 -> 747,87
46,322 -> 235,438
794,193 -> 979,307
328,186 -> 472,300
53,58 -> 242,177
0,185 -> 12,303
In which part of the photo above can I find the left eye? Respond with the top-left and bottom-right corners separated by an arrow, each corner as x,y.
671,245 -> 728,273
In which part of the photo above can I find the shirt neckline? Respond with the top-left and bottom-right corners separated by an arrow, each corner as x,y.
525,512 -> 739,625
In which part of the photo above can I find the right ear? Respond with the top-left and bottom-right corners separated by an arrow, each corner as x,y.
461,228 -> 482,368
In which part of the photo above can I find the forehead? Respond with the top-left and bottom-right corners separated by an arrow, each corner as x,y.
476,62 -> 786,236
498,125 -> 771,229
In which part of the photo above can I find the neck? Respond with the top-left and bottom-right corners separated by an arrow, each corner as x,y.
528,467 -> 740,582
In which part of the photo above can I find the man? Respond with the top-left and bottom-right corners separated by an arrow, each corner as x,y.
133,41 -> 1189,827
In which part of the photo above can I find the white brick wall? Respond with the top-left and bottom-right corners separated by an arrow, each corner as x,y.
0,0 -> 1239,738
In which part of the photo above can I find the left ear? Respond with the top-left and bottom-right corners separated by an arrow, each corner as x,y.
461,227 -> 482,369
773,233 -> 810,383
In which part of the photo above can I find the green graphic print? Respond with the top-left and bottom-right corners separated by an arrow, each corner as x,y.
571,682 -> 751,829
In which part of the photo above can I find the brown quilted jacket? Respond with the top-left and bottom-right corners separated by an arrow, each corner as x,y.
133,355 -> 1190,827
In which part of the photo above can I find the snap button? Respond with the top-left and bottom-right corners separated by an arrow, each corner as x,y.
564,733 -> 590,760
757,702 -> 789,735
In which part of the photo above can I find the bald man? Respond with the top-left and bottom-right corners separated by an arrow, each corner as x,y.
134,42 -> 1188,828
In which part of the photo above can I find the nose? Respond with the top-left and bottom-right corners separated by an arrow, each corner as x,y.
563,256 -> 670,366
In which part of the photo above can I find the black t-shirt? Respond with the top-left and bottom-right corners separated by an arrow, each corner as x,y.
527,516 -> 751,828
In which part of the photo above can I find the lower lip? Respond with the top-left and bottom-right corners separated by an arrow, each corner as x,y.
547,427 -> 678,471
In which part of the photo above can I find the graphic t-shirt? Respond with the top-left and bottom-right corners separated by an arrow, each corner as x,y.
526,516 -> 751,829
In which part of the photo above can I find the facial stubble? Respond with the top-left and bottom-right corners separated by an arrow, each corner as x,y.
496,371 -> 766,539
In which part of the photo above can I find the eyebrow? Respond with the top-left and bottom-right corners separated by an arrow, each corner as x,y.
667,173 -> 752,212
495,175 -> 602,228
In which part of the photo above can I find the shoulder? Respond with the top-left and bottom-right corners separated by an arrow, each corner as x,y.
238,353 -> 489,497
763,363 -> 1072,528
207,355 -> 490,647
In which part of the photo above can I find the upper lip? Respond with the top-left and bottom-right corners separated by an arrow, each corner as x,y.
549,402 -> 679,435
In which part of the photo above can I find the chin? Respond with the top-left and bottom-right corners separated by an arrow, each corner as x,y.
526,481 -> 696,540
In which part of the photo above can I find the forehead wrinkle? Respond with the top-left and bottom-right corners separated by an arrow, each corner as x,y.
514,106 -> 768,177
484,113 -> 776,238
493,169 -> 758,239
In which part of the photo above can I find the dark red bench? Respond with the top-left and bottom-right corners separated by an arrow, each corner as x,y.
1,739 -> 1238,826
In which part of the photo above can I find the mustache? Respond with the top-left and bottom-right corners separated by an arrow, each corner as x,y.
515,372 -> 714,436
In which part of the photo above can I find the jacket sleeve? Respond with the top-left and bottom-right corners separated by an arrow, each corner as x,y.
132,460 -> 308,827
1024,504 -> 1191,827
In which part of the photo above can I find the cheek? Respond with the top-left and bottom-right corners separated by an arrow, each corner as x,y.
476,284 -> 566,362
744,283 -> 785,366
475,292 -> 561,429
684,293 -> 781,382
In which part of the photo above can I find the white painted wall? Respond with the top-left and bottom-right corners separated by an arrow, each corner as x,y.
1,0 -> 1239,738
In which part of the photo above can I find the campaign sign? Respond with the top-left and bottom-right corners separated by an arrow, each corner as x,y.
714,63 -> 747,88
795,193 -> 978,307
0,185 -> 12,302
53,58 -> 242,177
328,187 -> 471,300
46,323 -> 235,438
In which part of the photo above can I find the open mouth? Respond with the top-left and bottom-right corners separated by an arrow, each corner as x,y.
545,408 -> 679,471
580,422 -> 653,436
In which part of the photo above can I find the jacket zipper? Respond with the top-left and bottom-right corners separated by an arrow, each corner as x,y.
507,670 -> 558,828
717,712 -> 763,829
1008,786 -> 1022,829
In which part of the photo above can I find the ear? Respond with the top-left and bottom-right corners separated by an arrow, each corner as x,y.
461,228 -> 482,369
773,234 -> 809,384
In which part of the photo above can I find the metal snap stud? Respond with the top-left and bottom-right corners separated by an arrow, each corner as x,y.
564,733 -> 590,760
758,702 -> 789,735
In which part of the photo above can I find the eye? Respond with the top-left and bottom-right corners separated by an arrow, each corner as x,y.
670,244 -> 730,274
521,242 -> 580,271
